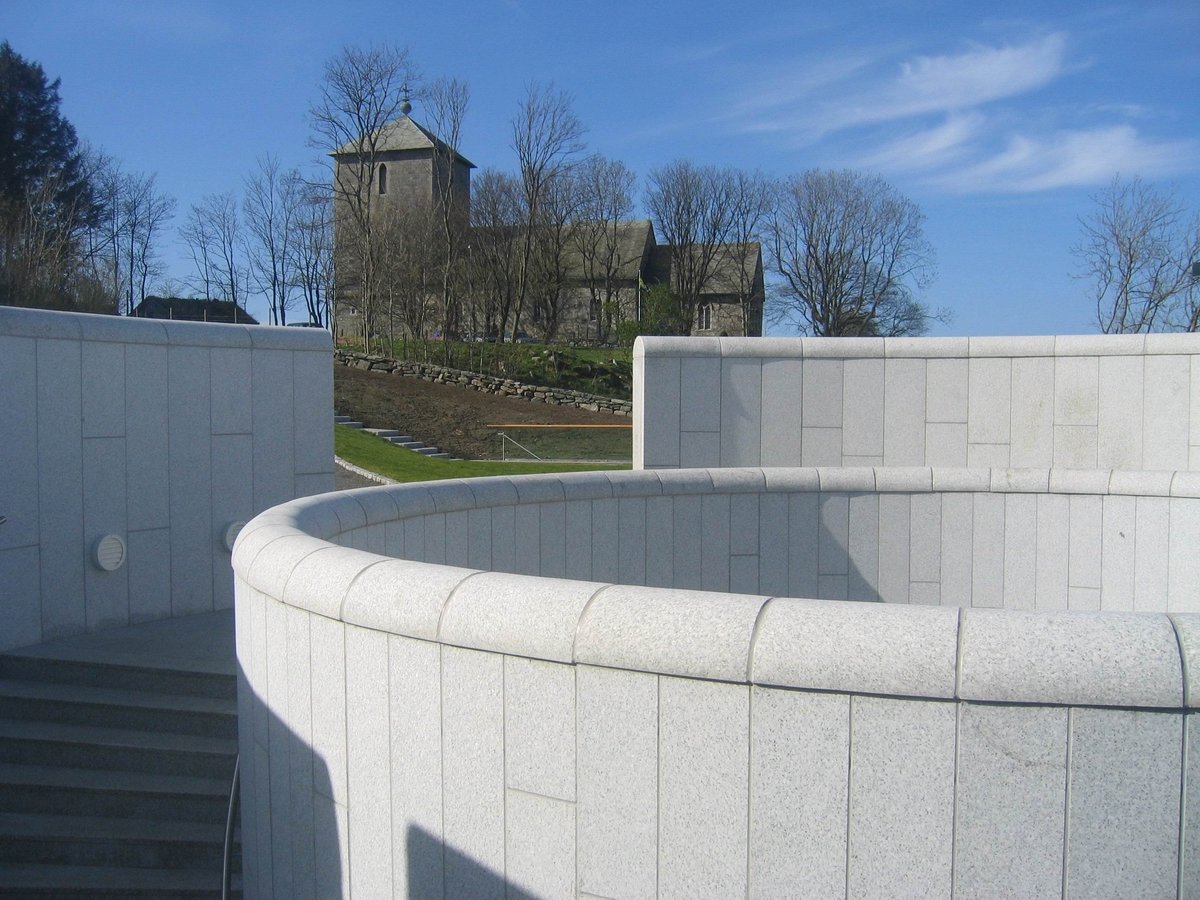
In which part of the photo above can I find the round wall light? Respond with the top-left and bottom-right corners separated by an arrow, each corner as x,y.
224,521 -> 247,553
93,534 -> 127,572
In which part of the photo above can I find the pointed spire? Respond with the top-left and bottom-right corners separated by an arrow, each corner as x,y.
400,82 -> 412,117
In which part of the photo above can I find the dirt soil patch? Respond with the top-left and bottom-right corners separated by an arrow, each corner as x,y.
334,365 -> 631,461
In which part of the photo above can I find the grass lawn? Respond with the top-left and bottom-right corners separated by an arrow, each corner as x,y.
335,424 -> 630,483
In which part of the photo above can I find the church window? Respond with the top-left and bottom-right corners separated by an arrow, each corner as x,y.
378,164 -> 388,195
697,302 -> 712,331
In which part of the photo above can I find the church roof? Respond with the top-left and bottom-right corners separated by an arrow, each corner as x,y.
332,116 -> 475,168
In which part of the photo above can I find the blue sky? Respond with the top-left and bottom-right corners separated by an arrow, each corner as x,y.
7,0 -> 1198,334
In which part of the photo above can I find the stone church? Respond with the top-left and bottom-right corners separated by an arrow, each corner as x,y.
332,109 -> 764,342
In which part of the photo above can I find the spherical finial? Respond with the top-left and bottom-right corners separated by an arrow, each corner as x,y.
400,83 -> 412,116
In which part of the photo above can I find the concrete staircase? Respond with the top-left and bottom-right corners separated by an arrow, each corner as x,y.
335,414 -> 454,459
0,639 -> 240,897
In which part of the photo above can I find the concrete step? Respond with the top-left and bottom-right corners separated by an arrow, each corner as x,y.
0,679 -> 237,739
0,719 -> 235,779
0,654 -> 235,700
0,763 -> 230,824
415,447 -> 442,455
0,811 -> 237,872
0,862 -> 240,898
364,428 -> 400,438
383,435 -> 414,443
427,452 -> 452,459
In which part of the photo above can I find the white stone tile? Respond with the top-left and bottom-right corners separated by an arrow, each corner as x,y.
756,494 -> 788,596
817,574 -> 846,599
1097,354 -> 1144,469
926,357 -> 967,423
642,356 -> 681,467
701,493 -> 731,591
562,500 -> 591,581
1009,356 -> 1055,468
659,676 -> 749,899
801,358 -> 842,428
679,430 -> 720,467
167,345 -> 212,617
847,697 -> 955,898
313,794 -> 350,900
877,494 -> 910,604
250,349 -> 294,512
883,358 -> 926,465
81,341 -> 125,438
644,496 -> 674,588
1053,424 -> 1098,469
1034,494 -> 1069,610
443,510 -> 469,568
0,546 -> 41,650
669,495 -> 701,590
388,635 -> 443,900
617,497 -> 646,586
720,357 -> 762,465
577,665 -> 658,899
211,434 -> 253,611
1065,708 -> 1182,898
1054,355 -> 1099,426
939,492 -> 972,607
1099,496 -> 1135,611
801,426 -> 842,466
679,355 -> 721,432
925,422 -> 967,467
729,493 -> 759,556
538,502 -> 566,578
83,436 -> 129,631
1135,496 -> 1170,612
505,790 -> 575,899
787,493 -> 819,598
589,498 -> 618,583
842,358 -> 885,457
1068,494 -> 1102,590
1002,494 -> 1037,610
0,336 -> 38,552
265,601 -> 295,898
441,646 -> 505,899
37,338 -> 85,639
490,505 -> 515,574
749,688 -> 848,898
120,353 -> 169,537
909,493 -> 941,583
1143,354 -> 1191,471
308,614 -> 346,804
284,608 -> 316,900
1169,497 -> 1200,613
253,741 -> 277,896
423,512 -> 447,566
293,349 -> 334,476
504,656 -> 575,800
969,493 -> 1004,608
760,358 -> 803,466
953,704 -> 1067,898
847,493 -> 879,602
818,493 -> 849,577
728,555 -> 758,594
210,346 -> 252,435
1068,586 -> 1101,610
967,357 -> 1010,445
467,508 -> 491,571
1184,716 -> 1200,892
345,625 -> 393,899
125,528 -> 170,623
512,505 -> 538,575
909,581 -> 941,606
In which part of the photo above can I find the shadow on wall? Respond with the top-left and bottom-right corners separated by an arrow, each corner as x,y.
408,826 -> 542,900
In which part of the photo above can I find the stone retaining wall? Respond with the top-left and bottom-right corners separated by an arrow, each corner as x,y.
335,350 -> 632,416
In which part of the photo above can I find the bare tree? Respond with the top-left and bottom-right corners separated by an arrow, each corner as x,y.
571,154 -> 636,341
722,169 -> 773,336
310,44 -> 417,350
645,160 -> 738,333
768,169 -> 939,336
467,168 -> 524,339
510,82 -> 585,342
289,180 -> 334,329
424,76 -> 470,353
119,172 -> 174,313
1074,175 -> 1200,333
180,192 -> 242,304
244,155 -> 298,324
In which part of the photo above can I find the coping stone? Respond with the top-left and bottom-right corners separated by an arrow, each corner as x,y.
761,468 -> 820,492
512,475 -> 567,505
1143,332 -> 1200,354
874,467 -> 933,492
817,467 -> 875,493
1108,469 -> 1174,497
751,598 -> 960,698
281,545 -> 382,619
635,335 -> 720,358
575,585 -> 767,682
605,469 -> 662,497
248,324 -> 331,351
958,608 -> 1182,708
884,336 -> 968,358
553,471 -> 615,501
1048,469 -> 1111,495
340,486 -> 401,526
465,476 -> 522,508
967,335 -> 1056,357
439,572 -> 603,663
429,479 -> 478,514
1171,471 -> 1200,497
931,468 -> 991,492
1170,614 -> 1200,708
708,468 -> 766,494
388,483 -> 438,518
989,468 -> 1050,493
342,559 -> 479,640
801,336 -> 885,358
162,318 -> 252,348
720,336 -> 798,358
1054,333 -> 1145,356
656,468 -> 716,495
0,305 -> 84,340
80,313 -> 170,345
245,532 -> 339,602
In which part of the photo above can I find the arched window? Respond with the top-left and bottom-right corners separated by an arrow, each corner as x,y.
378,164 -> 388,195
697,302 -> 712,331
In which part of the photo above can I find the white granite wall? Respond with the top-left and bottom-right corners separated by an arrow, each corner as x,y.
233,472 -> 1200,898
0,306 -> 334,651
633,334 -> 1200,472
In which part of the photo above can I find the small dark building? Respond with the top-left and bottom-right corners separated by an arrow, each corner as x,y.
130,296 -> 258,325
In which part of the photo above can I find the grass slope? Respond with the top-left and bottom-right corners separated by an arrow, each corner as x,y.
336,424 -> 629,483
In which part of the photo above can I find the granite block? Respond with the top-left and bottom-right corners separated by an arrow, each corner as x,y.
801,426 -> 842,466
1097,354 -> 1144,469
644,496 -> 675,587
83,436 -> 129,631
966,442 -> 1010,467
81,340 -> 125,438
505,790 -> 576,899
1185,715 -> 1200,890
292,350 -> 333,476
679,430 -> 721,467
700,493 -> 731,591
909,493 -> 941,583
504,656 -> 575,799
513,504 -> 539,575
1135,496 -> 1170,612
953,704 -> 1067,899
817,493 -> 849,576
847,697 -> 955,898
787,492 -> 819,599
563,500 -> 592,581
926,358 -> 968,423
1143,354 -> 1191,470
1002,493 -> 1037,611
308,614 -> 347,804
847,492 -> 880,602
958,608 -> 1181,707
0,546 -> 41,650
345,625 -> 393,898
801,358 -> 843,427
590,498 -> 618,584
0,336 -> 38,552
967,356 -> 1011,444
1035,493 -> 1069,610
659,677 -> 749,898
440,646 -> 505,899
538,502 -> 566,577
1065,708 -> 1182,898
756,493 -> 789,596
679,355 -> 721,432
883,358 -> 927,465
210,346 -> 252,435
641,356 -> 681,467
926,422 -> 967,466
341,558 -> 476,641
467,508 -> 492,570
1068,494 -> 1102,590
720,357 -> 762,465
877,494 -> 911,604
1100,495 -> 1135,611
842,358 -> 885,457
971,492 -> 1004,608
760,358 -> 804,466
1169,498 -> 1200,612
284,607 -> 316,900
576,665 -> 658,898
752,597 -> 959,698
749,687 -> 849,899
250,349 -> 294,513
127,528 -> 171,623
616,497 -> 646,585
1009,357 -> 1055,468
1054,355 -> 1099,426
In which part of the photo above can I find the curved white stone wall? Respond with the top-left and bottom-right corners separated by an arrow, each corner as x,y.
0,306 -> 334,651
634,334 -> 1200,471
233,469 -> 1200,898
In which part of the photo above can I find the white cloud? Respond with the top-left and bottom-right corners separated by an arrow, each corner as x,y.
858,113 -> 985,172
928,125 -> 1199,193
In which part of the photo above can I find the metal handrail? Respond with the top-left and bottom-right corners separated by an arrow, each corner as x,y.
222,753 -> 240,900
